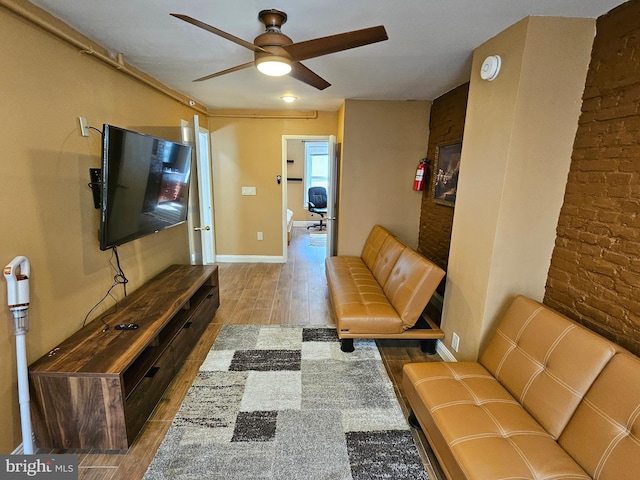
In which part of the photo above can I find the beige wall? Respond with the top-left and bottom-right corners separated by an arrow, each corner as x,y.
208,100 -> 427,260
0,7 -> 202,453
207,112 -> 338,260
441,17 -> 596,360
338,100 -> 431,254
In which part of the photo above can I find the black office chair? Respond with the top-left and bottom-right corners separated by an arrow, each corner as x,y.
307,186 -> 328,230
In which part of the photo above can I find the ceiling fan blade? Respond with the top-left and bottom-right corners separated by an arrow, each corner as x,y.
283,26 -> 388,62
170,13 -> 268,54
193,61 -> 254,82
289,63 -> 331,90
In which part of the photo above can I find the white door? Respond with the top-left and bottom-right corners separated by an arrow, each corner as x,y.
182,116 -> 216,265
326,135 -> 338,257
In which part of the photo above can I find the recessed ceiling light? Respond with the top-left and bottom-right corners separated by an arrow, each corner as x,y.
281,95 -> 297,103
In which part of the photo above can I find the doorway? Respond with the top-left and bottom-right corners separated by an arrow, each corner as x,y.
182,116 -> 216,265
282,135 -> 337,261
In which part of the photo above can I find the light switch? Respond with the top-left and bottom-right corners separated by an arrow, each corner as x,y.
242,186 -> 257,196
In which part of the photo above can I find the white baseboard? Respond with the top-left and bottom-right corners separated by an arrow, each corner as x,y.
436,340 -> 458,362
215,255 -> 285,263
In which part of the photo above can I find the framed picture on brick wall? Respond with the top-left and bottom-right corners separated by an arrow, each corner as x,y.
432,141 -> 462,207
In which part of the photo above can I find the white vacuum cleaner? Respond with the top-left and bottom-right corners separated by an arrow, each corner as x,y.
4,256 -> 35,454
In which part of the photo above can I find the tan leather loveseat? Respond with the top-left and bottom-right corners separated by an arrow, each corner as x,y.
326,225 -> 445,353
404,295 -> 640,480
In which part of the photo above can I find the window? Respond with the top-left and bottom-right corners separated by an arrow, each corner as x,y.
304,141 -> 329,207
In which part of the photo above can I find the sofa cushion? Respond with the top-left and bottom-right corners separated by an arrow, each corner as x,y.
361,225 -> 405,286
479,295 -> 620,439
559,352 -> 640,480
361,224 -> 393,271
325,256 -> 404,334
383,248 -> 445,329
404,362 -> 590,480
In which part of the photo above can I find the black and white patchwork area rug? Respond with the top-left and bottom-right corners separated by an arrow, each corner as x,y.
143,325 -> 428,480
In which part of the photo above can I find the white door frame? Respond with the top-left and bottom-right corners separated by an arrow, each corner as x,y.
281,135 -> 336,261
326,135 -> 337,257
182,116 -> 215,265
196,125 -> 215,264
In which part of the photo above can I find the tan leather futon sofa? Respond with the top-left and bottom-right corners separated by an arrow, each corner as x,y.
326,225 -> 445,353
404,295 -> 640,480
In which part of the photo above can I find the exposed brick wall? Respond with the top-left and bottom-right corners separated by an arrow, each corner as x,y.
418,83 -> 469,295
544,0 -> 640,356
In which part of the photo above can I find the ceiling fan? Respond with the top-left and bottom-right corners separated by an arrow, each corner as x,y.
170,9 -> 388,90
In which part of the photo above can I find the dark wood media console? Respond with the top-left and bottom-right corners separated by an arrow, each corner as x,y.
29,264 -> 219,450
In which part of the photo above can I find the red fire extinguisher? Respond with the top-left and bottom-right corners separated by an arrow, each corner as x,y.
413,159 -> 429,191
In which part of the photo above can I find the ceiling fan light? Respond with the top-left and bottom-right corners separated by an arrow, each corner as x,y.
256,56 -> 292,76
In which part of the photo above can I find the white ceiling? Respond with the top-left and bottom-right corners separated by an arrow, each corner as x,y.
29,0 -> 624,111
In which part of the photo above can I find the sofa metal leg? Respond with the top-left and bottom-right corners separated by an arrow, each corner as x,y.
420,339 -> 437,355
408,411 -> 422,430
340,338 -> 355,352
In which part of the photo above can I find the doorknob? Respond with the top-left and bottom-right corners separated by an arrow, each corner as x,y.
194,226 -> 211,231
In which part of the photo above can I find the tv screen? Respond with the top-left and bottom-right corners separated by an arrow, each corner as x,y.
99,124 -> 192,251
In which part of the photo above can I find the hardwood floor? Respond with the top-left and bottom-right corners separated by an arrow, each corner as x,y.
47,227 -> 445,480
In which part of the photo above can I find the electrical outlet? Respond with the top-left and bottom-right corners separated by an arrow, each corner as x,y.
451,333 -> 460,352
257,232 -> 263,241
78,116 -> 90,137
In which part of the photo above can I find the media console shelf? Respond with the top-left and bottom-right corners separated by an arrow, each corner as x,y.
29,264 -> 219,450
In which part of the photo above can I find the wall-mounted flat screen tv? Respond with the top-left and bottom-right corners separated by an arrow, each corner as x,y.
99,124 -> 192,251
